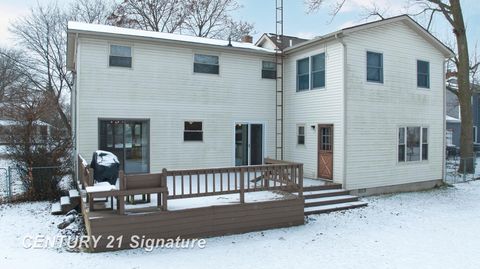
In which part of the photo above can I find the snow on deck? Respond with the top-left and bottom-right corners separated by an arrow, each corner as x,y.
3,181 -> 480,268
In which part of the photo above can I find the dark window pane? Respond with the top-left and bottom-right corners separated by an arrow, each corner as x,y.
312,70 -> 325,88
417,60 -> 429,74
406,127 -> 420,161
111,45 -> 131,57
312,54 -> 325,72
298,136 -> 305,145
184,132 -> 203,141
262,70 -> 276,79
398,145 -> 405,162
185,121 -> 202,131
417,61 -> 430,88
297,58 -> 309,75
399,128 -> 405,145
194,63 -> 219,74
422,144 -> 428,160
109,56 -> 132,67
422,128 -> 428,143
298,74 -> 309,91
367,52 -> 383,83
262,61 -> 276,70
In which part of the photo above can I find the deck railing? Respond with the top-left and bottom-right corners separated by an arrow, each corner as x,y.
78,155 -> 303,215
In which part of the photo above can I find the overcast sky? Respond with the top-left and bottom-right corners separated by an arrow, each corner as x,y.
0,0 -> 479,49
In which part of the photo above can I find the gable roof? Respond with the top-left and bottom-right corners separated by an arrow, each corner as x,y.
66,21 -> 275,70
255,33 -> 309,50
285,15 -> 454,58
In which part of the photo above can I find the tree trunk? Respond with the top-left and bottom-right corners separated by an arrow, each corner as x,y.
451,0 -> 474,173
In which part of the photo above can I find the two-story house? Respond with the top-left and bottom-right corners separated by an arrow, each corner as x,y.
67,15 -> 453,195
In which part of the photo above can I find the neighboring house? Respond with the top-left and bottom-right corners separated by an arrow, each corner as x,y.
0,118 -> 51,157
445,75 -> 480,150
67,15 -> 453,194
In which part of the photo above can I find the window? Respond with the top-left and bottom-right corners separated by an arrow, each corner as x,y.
194,54 -> 219,74
367,51 -> 383,83
297,125 -> 305,145
297,58 -> 310,91
109,45 -> 132,67
99,119 -> 149,174
262,61 -> 276,79
311,53 -> 325,89
446,129 -> 453,146
184,121 -> 203,141
417,60 -> 430,88
398,127 -> 428,162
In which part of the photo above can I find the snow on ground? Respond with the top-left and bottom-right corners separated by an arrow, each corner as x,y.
2,182 -> 480,269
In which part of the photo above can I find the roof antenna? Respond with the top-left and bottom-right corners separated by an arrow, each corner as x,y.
227,36 -> 232,47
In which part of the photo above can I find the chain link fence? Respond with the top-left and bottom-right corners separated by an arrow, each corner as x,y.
0,160 -> 71,201
445,151 -> 480,184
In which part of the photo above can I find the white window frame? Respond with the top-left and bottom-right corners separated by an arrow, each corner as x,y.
398,126 -> 428,163
474,126 -> 478,143
183,121 -> 204,142
109,44 -> 133,68
297,124 -> 305,145
311,53 -> 326,89
417,59 -> 430,89
366,51 -> 384,84
193,53 -> 220,75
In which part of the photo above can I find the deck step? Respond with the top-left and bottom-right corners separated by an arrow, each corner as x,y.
69,189 -> 80,199
304,195 -> 359,207
296,189 -> 350,199
305,201 -> 368,215
51,202 -> 63,215
60,196 -> 70,206
303,184 -> 342,192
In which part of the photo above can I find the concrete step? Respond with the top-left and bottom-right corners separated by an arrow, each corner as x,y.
304,195 -> 359,207
303,184 -> 342,192
51,202 -> 63,215
295,189 -> 350,199
69,189 -> 81,204
305,201 -> 368,215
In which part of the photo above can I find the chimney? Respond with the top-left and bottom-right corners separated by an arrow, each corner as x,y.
241,35 -> 253,43
446,70 -> 458,79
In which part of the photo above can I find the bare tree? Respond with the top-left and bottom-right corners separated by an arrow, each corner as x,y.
183,0 -> 241,38
221,19 -> 255,41
70,0 -> 116,24
0,49 -> 27,105
8,3 -> 72,135
109,0 -> 187,32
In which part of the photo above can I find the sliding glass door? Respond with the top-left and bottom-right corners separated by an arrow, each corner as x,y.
99,119 -> 149,174
235,123 -> 263,166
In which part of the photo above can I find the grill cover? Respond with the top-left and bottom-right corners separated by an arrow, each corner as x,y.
90,150 -> 120,185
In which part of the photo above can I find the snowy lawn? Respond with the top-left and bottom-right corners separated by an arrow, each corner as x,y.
2,181 -> 480,269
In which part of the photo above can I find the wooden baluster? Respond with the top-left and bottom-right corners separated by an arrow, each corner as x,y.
227,170 -> 231,191
189,172 -> 193,196
239,168 -> 245,203
213,171 -> 216,193
161,168 -> 168,210
220,170 -> 223,192
181,172 -> 184,196
197,171 -> 200,195
298,164 -> 304,198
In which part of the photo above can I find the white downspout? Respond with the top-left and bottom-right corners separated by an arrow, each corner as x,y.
335,33 -> 348,189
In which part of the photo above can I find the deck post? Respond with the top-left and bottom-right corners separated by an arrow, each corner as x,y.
298,164 -> 304,198
161,168 -> 168,211
117,170 -> 125,215
239,168 -> 245,204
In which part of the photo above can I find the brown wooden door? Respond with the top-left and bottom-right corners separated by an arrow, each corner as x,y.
318,124 -> 333,180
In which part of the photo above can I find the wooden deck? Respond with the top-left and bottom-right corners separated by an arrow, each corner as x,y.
77,156 -> 305,252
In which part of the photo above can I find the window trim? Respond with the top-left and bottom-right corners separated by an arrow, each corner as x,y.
193,53 -> 220,75
311,53 -> 326,90
474,126 -> 478,143
183,120 -> 204,142
296,57 -> 310,91
297,124 -> 306,145
417,59 -> 430,89
108,44 -> 133,68
397,126 -> 429,164
366,51 -> 384,84
261,60 -> 277,79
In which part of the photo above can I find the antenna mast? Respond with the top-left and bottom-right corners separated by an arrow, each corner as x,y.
275,0 -> 284,160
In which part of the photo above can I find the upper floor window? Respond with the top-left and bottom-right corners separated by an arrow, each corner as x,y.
109,45 -> 132,68
262,61 -> 276,79
417,60 -> 430,88
297,58 -> 310,91
311,53 -> 325,89
398,127 -> 428,162
367,51 -> 383,83
184,121 -> 203,141
194,54 -> 219,74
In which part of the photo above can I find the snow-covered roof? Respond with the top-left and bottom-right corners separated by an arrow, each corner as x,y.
0,119 -> 50,126
67,21 -> 274,56
446,115 -> 461,123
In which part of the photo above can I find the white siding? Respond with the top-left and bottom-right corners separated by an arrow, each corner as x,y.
343,21 -> 444,189
284,41 -> 345,182
76,36 -> 275,172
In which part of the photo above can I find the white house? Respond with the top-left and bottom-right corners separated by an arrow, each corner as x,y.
67,15 -> 453,195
